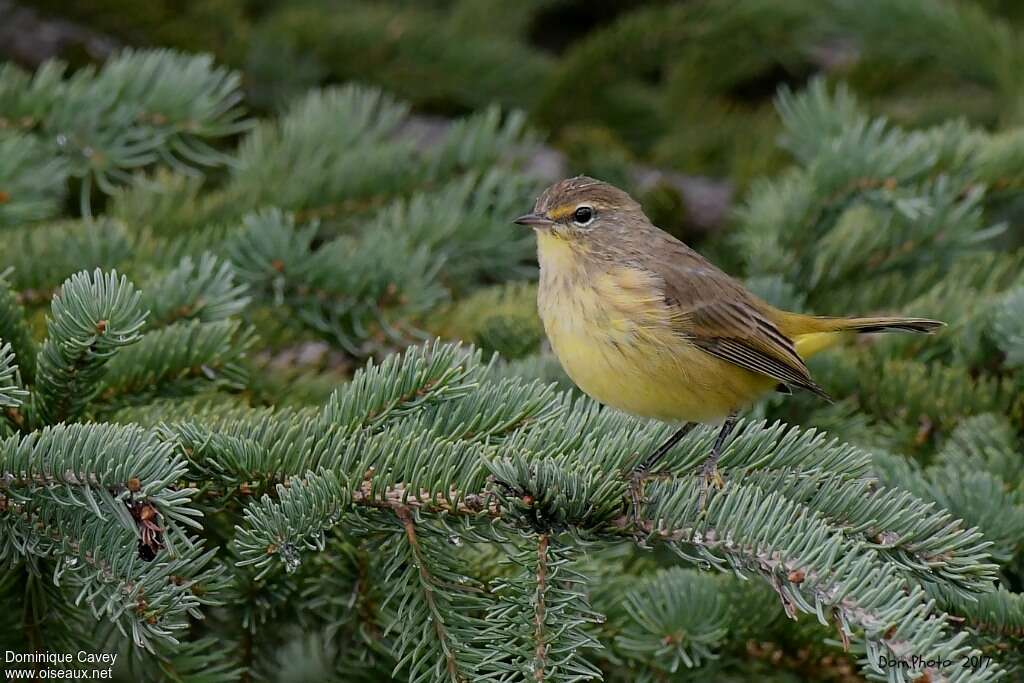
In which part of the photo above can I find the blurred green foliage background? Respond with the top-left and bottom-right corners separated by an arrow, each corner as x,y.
2,2 -> 1024,680
9,0 -> 1024,242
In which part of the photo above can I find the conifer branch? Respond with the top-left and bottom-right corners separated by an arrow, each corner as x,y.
29,270 -> 146,426
395,505 -> 465,683
0,342 -> 27,410
532,533 -> 549,682
98,318 -> 254,408
0,128 -> 68,226
140,254 -> 250,328
480,531 -> 603,682
0,219 -> 132,296
0,423 -> 216,652
0,269 -> 37,385
5,49 -> 250,215
321,339 -> 483,430
611,568 -> 728,672
225,208 -> 445,355
234,469 -> 347,578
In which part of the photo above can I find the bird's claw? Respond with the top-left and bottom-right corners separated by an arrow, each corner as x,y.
695,459 -> 725,514
702,460 -> 725,490
627,470 -> 647,532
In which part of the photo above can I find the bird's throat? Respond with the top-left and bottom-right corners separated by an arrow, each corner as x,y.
536,230 -> 590,285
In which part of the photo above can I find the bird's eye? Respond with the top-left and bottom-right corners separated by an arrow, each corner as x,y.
573,206 -> 594,226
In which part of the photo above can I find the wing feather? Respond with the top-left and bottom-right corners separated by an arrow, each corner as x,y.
638,236 -> 830,399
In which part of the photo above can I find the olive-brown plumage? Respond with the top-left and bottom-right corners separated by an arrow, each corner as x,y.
514,176 -> 943,490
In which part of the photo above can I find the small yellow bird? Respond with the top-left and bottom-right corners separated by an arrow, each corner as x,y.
514,176 -> 942,497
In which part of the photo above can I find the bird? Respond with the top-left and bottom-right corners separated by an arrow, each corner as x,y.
513,176 -> 943,509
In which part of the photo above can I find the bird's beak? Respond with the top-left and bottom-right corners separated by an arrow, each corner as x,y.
513,213 -> 553,228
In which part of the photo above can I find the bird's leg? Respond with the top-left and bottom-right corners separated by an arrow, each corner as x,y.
638,424 -> 697,475
627,423 -> 696,528
696,412 -> 739,513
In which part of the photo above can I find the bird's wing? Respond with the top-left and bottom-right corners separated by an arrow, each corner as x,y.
642,240 -> 830,399
683,303 -> 829,399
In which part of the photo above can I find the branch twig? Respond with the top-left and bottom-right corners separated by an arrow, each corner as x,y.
395,505 -> 465,683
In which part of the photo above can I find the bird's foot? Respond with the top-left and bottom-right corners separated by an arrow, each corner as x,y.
695,457 -> 725,514
626,468 -> 647,534
624,423 -> 703,533
625,466 -> 674,540
702,459 -> 725,490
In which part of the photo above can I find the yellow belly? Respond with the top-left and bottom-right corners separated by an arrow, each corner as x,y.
542,310 -> 774,423
536,235 -> 774,423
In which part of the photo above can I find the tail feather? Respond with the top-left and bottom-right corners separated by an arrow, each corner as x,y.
831,316 -> 945,334
779,314 -> 945,360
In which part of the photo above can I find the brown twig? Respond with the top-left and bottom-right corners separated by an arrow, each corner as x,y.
395,505 -> 466,683
352,480 -> 501,517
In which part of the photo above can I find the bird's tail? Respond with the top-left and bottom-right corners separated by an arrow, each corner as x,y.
822,316 -> 946,334
775,313 -> 945,359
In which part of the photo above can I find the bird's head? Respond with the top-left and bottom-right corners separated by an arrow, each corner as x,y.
514,176 -> 649,246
